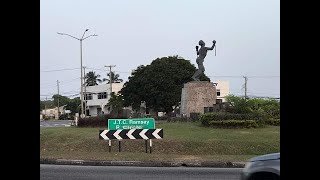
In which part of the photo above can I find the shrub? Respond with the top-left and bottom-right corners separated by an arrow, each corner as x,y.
207,120 -> 259,128
167,117 -> 193,122
154,116 -> 168,121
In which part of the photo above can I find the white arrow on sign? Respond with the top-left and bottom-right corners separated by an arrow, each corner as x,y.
139,129 -> 148,140
114,130 -> 122,140
152,129 -> 162,139
100,130 -> 109,140
126,129 -> 135,139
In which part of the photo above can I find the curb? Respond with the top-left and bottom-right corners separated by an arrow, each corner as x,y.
40,158 -> 245,168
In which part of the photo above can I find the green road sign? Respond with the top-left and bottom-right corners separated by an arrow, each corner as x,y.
108,118 -> 155,130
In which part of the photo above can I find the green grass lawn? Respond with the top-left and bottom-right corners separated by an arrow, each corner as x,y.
40,122 -> 279,162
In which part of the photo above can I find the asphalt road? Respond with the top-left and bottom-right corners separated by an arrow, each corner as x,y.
40,120 -> 72,128
40,164 -> 243,180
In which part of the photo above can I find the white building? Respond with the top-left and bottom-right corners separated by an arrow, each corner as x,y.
41,105 -> 67,119
214,80 -> 230,102
84,83 -> 124,116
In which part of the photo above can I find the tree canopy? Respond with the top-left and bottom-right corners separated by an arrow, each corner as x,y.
120,56 -> 210,113
106,72 -> 123,84
225,95 -> 280,119
85,71 -> 104,86
40,95 -> 81,115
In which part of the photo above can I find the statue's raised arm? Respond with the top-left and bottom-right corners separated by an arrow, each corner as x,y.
191,40 -> 216,81
206,40 -> 216,51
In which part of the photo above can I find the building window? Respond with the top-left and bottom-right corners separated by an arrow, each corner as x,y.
204,107 -> 214,113
85,93 -> 92,100
216,99 -> 223,104
216,89 -> 221,96
98,92 -> 107,99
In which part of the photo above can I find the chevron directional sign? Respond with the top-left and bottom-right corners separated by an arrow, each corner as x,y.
99,129 -> 163,140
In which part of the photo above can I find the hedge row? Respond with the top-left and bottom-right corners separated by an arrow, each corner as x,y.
77,116 -> 108,127
200,112 -> 268,126
77,119 -> 107,127
207,120 -> 260,128
264,119 -> 280,126
77,112 -> 131,127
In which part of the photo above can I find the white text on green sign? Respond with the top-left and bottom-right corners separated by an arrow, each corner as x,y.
108,118 -> 155,130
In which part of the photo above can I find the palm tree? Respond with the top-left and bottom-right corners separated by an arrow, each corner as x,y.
85,71 -> 104,86
105,72 -> 123,84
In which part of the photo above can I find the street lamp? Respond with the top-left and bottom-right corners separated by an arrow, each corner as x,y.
57,29 -> 97,118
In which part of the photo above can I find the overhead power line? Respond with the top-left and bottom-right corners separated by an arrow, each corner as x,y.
41,78 -> 79,88
40,68 -> 81,72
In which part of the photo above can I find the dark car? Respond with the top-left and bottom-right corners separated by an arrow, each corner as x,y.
240,153 -> 280,180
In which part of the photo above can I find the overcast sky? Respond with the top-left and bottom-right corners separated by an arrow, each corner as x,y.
40,0 -> 280,100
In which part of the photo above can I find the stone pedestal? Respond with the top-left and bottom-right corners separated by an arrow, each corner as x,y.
180,81 -> 217,117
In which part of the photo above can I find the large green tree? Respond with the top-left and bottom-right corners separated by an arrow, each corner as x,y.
107,92 -> 124,116
52,94 -> 70,107
40,96 -> 81,115
40,100 -> 54,110
85,71 -> 104,86
65,97 -> 81,115
50,95 -> 81,115
120,56 -> 210,113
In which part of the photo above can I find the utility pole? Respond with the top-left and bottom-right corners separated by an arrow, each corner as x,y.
45,96 -> 47,117
83,66 -> 87,117
105,65 -> 116,95
57,29 -> 97,118
57,80 -> 60,119
105,65 -> 116,149
243,76 -> 248,99
105,65 -> 116,113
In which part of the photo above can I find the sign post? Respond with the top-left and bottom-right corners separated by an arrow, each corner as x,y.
145,140 -> 148,153
150,139 -> 152,153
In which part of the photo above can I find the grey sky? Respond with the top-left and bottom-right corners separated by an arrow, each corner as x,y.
40,0 -> 280,99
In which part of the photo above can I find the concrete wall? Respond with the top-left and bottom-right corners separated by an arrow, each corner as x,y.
180,81 -> 217,117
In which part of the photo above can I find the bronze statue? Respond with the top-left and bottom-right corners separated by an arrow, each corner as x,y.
191,40 -> 216,81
